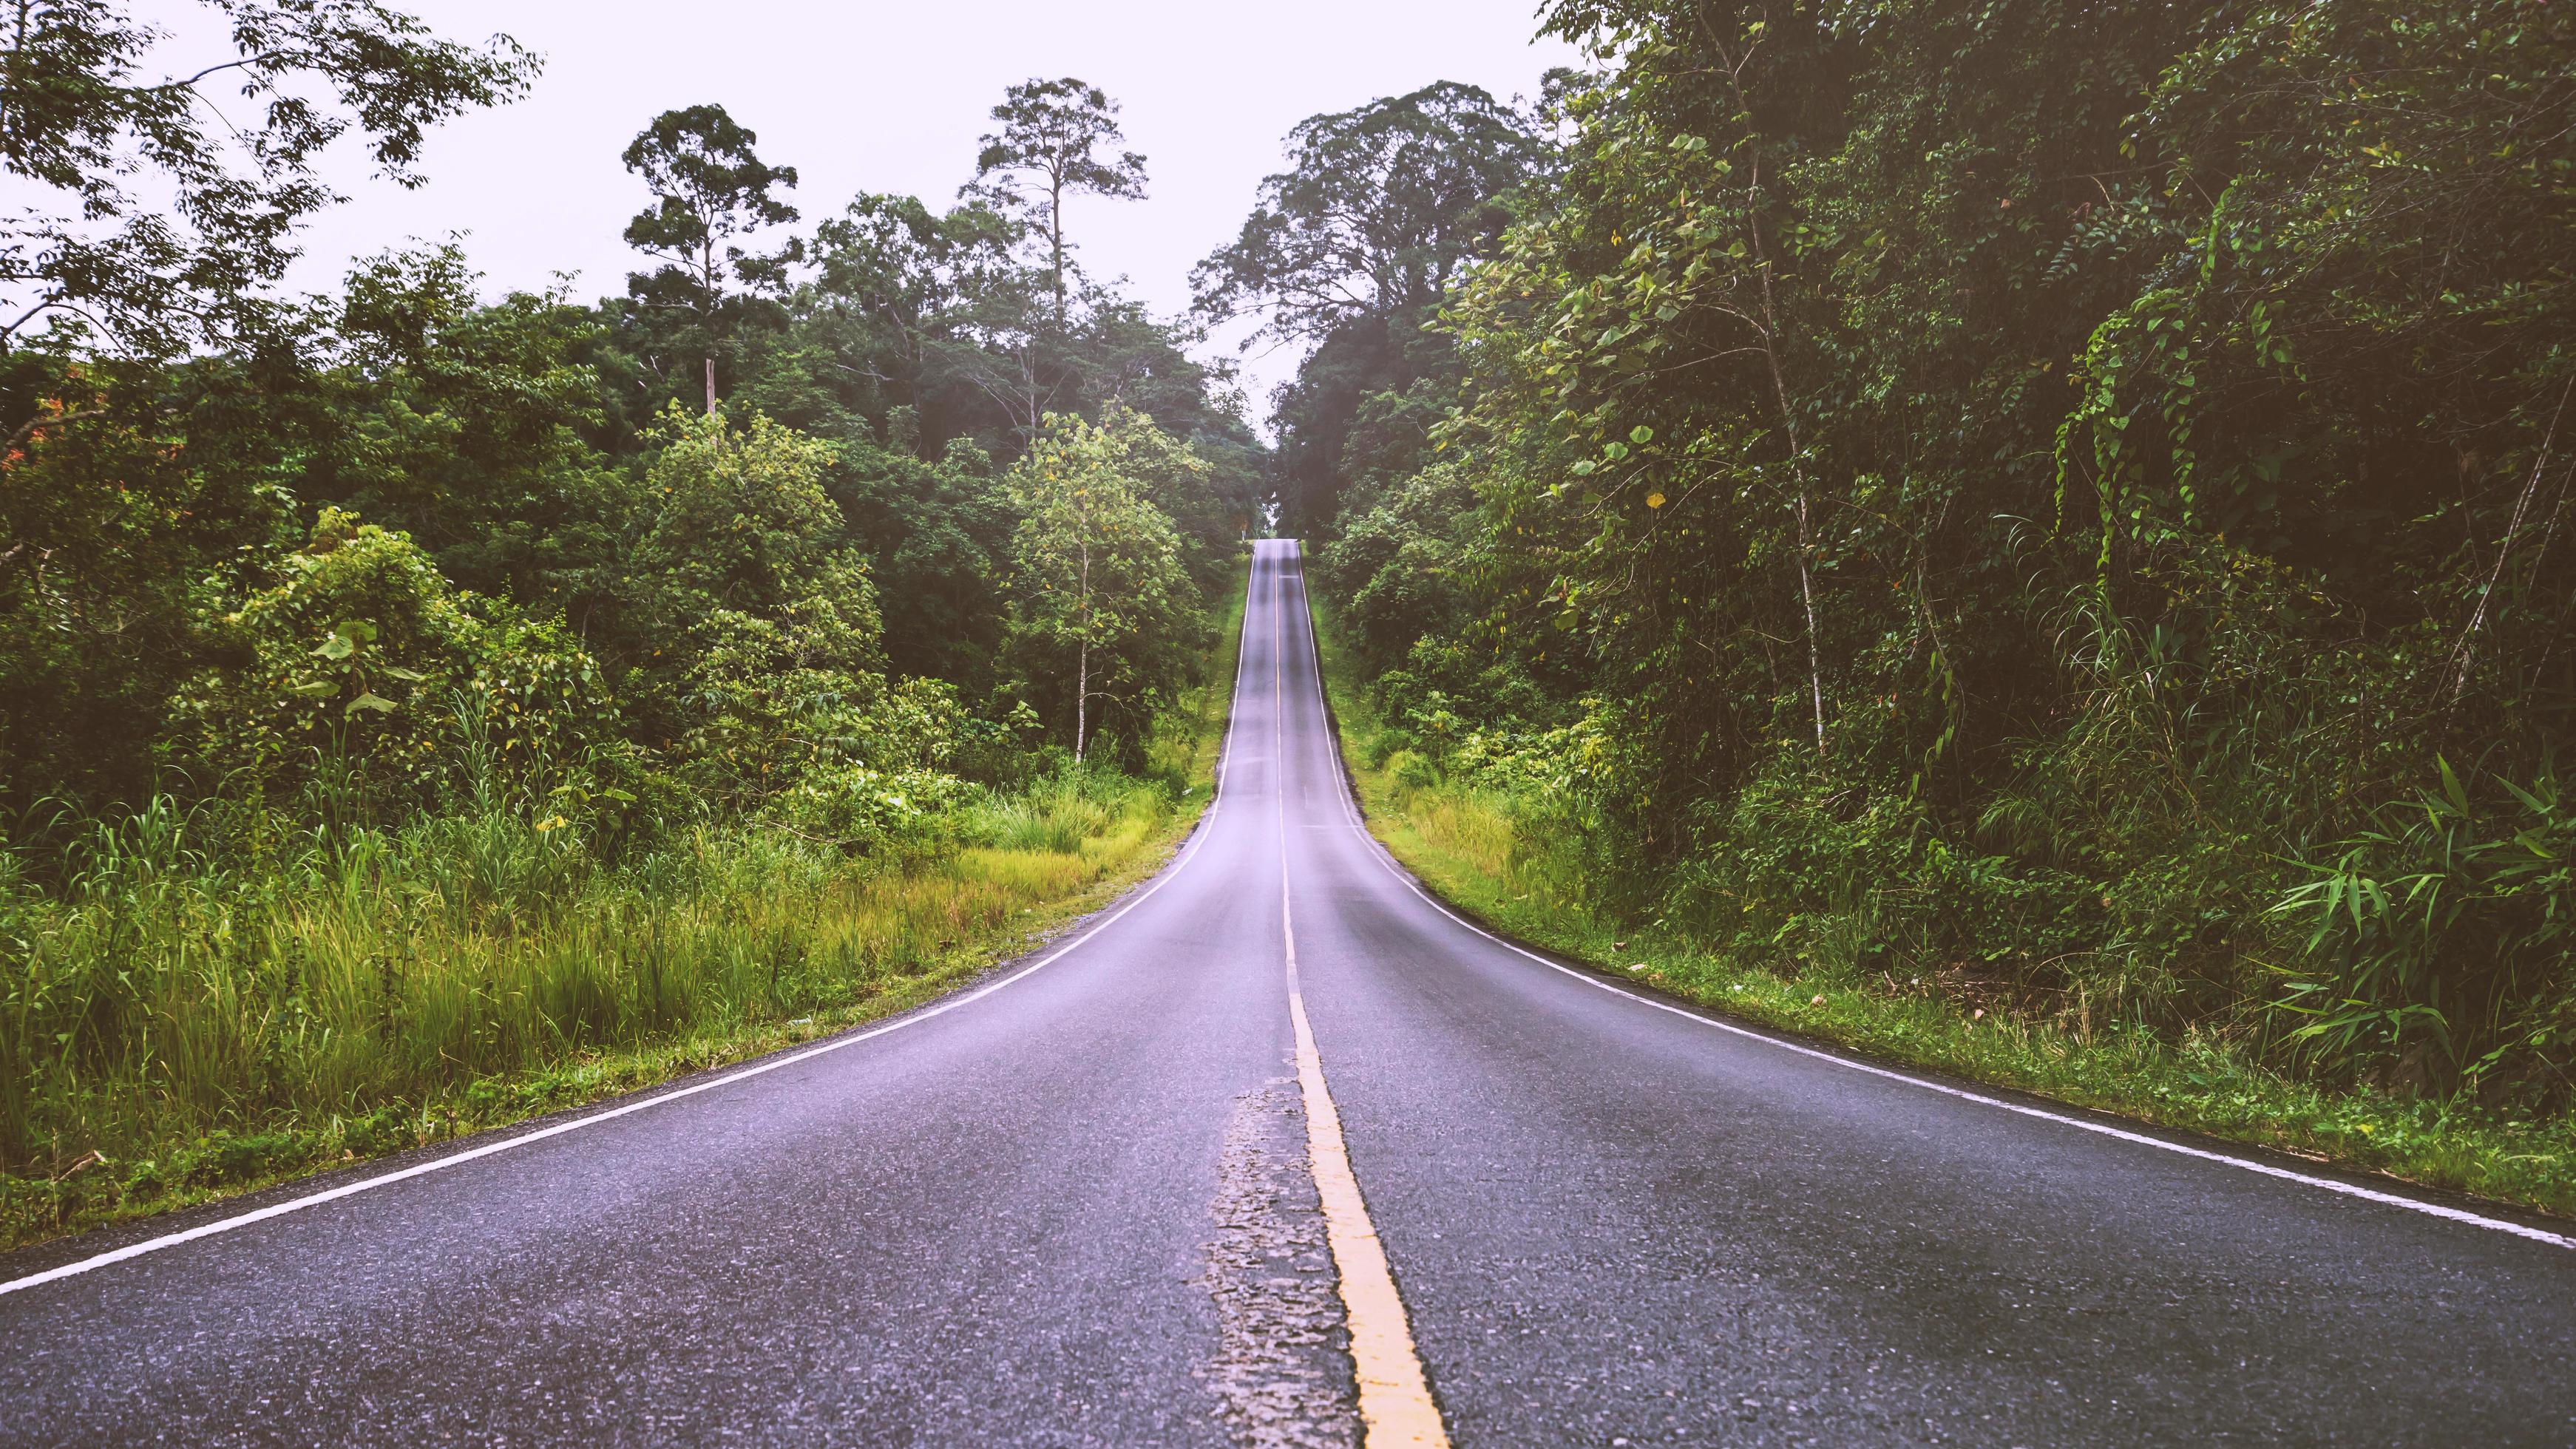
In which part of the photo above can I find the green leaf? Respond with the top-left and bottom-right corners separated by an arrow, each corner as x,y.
290,681 -> 338,698
345,693 -> 398,717
379,665 -> 427,682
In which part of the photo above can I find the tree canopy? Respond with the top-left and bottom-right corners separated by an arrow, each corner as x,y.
0,0 -> 536,370
1195,81 -> 1552,531
1,59 -> 1257,826
1004,407 -> 1204,764
1193,81 -> 1549,345
623,104 -> 801,413
964,77 -> 1150,326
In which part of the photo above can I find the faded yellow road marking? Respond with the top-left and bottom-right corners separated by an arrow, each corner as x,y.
1270,540 -> 1449,1448
1284,876 -> 1449,1448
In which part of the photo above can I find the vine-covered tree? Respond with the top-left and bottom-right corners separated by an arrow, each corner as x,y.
1310,0 -> 2576,1100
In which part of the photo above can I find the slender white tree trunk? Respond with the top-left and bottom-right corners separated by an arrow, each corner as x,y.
1743,152 -> 1826,756
1049,169 -> 1068,328
1697,27 -> 1828,759
1792,489 -> 1826,753
2448,376 -> 2573,706
702,237 -> 721,415
1074,532 -> 1092,762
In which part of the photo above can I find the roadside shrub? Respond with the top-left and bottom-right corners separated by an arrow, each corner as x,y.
2275,762 -> 2576,1097
172,508 -> 617,812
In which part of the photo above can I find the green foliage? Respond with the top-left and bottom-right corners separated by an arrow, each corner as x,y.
2277,763 -> 2576,1093
0,23 -> 1265,1240
0,0 -> 536,362
629,409 -> 865,643
1316,463 -> 1477,673
314,244 -> 637,610
1193,81 -> 1550,530
0,353 -> 292,812
171,509 -> 616,812
1193,81 -> 1549,342
622,104 -> 802,413
0,770 -> 1189,1240
1311,604 -> 2576,1215
1003,407 -> 1207,764
816,432 -> 1017,689
963,77 -> 1150,322
1282,1 -> 2576,1111
603,408 -> 982,849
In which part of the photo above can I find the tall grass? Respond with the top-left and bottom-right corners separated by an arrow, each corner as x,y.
0,776 -> 1178,1244
1312,609 -> 2576,1217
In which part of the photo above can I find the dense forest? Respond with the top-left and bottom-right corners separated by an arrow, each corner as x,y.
5,0 -> 2574,1233
1253,1 -> 2576,1115
0,4 -> 1256,1227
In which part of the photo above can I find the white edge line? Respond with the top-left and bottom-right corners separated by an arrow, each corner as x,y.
1281,542 -> 2576,1254
0,555 -> 1276,1301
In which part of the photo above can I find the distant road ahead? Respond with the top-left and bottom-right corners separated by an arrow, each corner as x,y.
4,540 -> 2572,1445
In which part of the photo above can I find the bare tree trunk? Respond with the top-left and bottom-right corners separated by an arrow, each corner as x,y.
1698,20 -> 1828,757
1792,489 -> 1826,752
1049,170 -> 1068,328
699,237 -> 722,415
1074,532 -> 1092,762
1746,163 -> 1826,756
2448,376 -> 2574,706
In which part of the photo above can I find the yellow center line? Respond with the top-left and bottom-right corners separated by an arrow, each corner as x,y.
1272,543 -> 1450,1448
1284,878 -> 1451,1447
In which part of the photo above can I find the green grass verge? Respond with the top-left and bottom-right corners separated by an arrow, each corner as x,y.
1309,608 -> 2576,1221
0,559 -> 1253,1254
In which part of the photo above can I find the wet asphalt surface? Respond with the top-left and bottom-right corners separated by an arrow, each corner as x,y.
4,540 -> 2573,1445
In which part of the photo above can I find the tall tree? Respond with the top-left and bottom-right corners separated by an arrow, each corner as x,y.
0,0 -> 535,386
963,78 -> 1148,326
1193,81 -> 1545,345
1006,408 -> 1199,763
804,192 -> 1022,427
1195,81 -> 1547,527
622,104 -> 800,413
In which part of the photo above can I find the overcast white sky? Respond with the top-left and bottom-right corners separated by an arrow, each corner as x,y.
218,0 -> 1580,424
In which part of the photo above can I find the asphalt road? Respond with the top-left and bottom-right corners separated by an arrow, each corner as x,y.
5,540 -> 2573,1446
